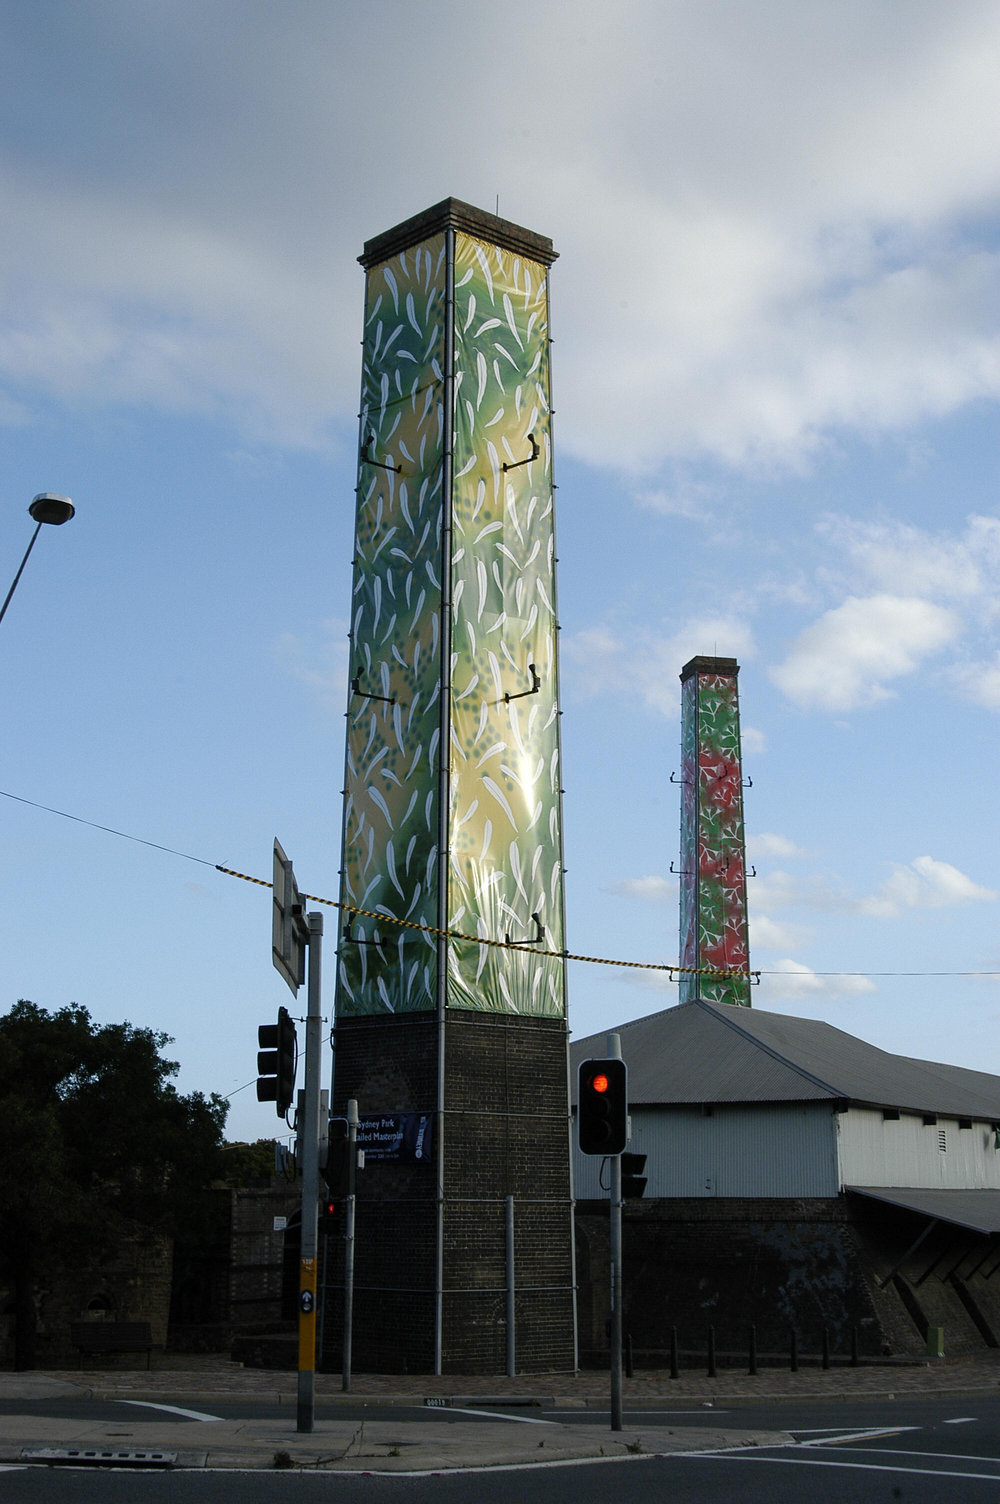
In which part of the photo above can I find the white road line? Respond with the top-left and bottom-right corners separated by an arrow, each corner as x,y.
444,1406 -> 556,1424
944,1416 -> 977,1424
685,1453 -> 1000,1482
801,1425 -> 917,1446
121,1400 -> 223,1422
810,1445 -> 1000,1466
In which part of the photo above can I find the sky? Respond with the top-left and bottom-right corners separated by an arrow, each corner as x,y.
3,0 -> 1000,1146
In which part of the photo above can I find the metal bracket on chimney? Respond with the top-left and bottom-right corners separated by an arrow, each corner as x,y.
503,663 -> 541,704
505,912 -> 545,948
351,670 -> 396,706
360,434 -> 403,473
502,432 -> 540,472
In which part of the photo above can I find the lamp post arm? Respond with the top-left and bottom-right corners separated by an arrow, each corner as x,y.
0,521 -> 43,627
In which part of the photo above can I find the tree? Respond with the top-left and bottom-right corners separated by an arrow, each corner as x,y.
0,1000 -> 227,1369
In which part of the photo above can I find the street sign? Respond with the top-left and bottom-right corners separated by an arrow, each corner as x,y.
273,838 -> 307,994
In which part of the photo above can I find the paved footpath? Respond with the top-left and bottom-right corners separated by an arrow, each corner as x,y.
2,1353 -> 1000,1472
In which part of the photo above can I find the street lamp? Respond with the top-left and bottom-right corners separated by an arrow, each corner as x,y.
0,493 -> 75,627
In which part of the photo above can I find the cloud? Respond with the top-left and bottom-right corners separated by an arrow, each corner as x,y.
750,832 -> 805,859
755,959 -> 877,1004
859,855 -> 996,917
824,514 -> 1000,604
751,855 -> 995,920
2,4 -> 1000,467
770,593 -> 959,710
563,615 -> 756,717
749,914 -> 809,951
609,875 -> 678,903
272,619 -> 350,711
951,654 -> 1000,710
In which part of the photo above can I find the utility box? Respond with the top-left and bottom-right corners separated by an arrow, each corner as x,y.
926,1325 -> 944,1358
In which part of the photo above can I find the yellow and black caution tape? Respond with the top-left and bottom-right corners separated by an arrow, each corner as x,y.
214,863 -> 756,982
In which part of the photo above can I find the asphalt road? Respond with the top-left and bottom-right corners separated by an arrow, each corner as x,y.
2,1394 -> 1000,1501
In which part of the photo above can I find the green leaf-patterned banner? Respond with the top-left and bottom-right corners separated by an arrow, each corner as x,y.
336,224 -> 566,1020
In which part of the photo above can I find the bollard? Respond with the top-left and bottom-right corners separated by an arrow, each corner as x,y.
707,1326 -> 716,1378
821,1326 -> 830,1370
790,1328 -> 798,1372
748,1323 -> 758,1376
669,1325 -> 679,1380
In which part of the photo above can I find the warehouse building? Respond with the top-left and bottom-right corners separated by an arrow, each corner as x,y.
571,998 -> 1000,1364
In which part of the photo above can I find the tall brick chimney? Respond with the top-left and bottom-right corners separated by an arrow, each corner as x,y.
678,656 -> 752,1007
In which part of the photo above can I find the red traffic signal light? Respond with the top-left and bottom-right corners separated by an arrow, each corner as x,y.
578,1057 -> 628,1155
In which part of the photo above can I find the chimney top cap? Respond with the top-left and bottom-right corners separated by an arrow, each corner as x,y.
680,655 -> 740,682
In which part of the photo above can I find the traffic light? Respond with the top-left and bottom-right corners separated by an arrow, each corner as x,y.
578,1057 -> 628,1155
323,1117 -> 351,1198
621,1151 -> 647,1199
257,1005 -> 297,1116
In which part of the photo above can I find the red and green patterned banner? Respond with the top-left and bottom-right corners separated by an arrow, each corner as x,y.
678,659 -> 751,1008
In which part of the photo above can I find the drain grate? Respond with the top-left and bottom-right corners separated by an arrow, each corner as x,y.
21,1447 -> 177,1468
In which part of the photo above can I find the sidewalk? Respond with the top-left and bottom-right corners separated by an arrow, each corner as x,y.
2,1352 -> 999,1472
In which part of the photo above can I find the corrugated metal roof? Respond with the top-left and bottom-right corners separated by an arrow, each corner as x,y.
848,1186 -> 1000,1235
569,999 -> 1000,1119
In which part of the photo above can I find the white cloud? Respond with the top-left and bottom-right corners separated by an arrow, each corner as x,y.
756,959 -> 877,1004
563,615 -> 757,718
750,832 -> 805,860
859,855 -> 996,918
272,619 -> 350,711
749,914 -> 809,951
824,514 -> 1000,604
2,4 -> 1000,467
609,875 -> 677,903
951,654 -> 1000,710
770,593 -> 959,710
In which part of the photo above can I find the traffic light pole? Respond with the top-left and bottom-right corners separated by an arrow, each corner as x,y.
296,911 -> 324,1434
342,1098 -> 358,1392
607,1032 -> 623,1433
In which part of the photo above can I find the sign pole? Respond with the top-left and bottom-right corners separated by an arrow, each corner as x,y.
607,1032 -> 623,1432
296,911 -> 323,1433
342,1098 -> 358,1392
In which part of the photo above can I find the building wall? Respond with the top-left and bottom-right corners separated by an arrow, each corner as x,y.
576,1197 -> 886,1364
573,1102 -> 840,1199
837,1108 -> 1000,1189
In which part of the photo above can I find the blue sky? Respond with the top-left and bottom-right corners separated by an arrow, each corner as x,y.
3,1 -> 1000,1144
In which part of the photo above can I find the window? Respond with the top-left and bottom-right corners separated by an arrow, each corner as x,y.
959,1118 -> 972,1130
882,1108 -> 900,1121
922,1114 -> 937,1127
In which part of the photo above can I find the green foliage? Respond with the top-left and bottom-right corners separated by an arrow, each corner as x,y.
0,999 -> 228,1356
217,1138 -> 276,1186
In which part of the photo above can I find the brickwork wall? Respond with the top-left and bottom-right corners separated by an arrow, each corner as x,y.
322,1010 -> 574,1373
0,1232 -> 174,1367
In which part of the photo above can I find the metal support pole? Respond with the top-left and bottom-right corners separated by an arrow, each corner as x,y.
296,911 -> 323,1433
0,521 -> 42,627
607,1031 -> 623,1432
342,1098 -> 357,1392
506,1194 -> 515,1378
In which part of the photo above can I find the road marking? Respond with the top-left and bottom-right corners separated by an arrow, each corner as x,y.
121,1401 -> 223,1422
445,1405 -> 555,1424
944,1416 -> 977,1424
685,1452 -> 1000,1482
801,1425 -> 916,1447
